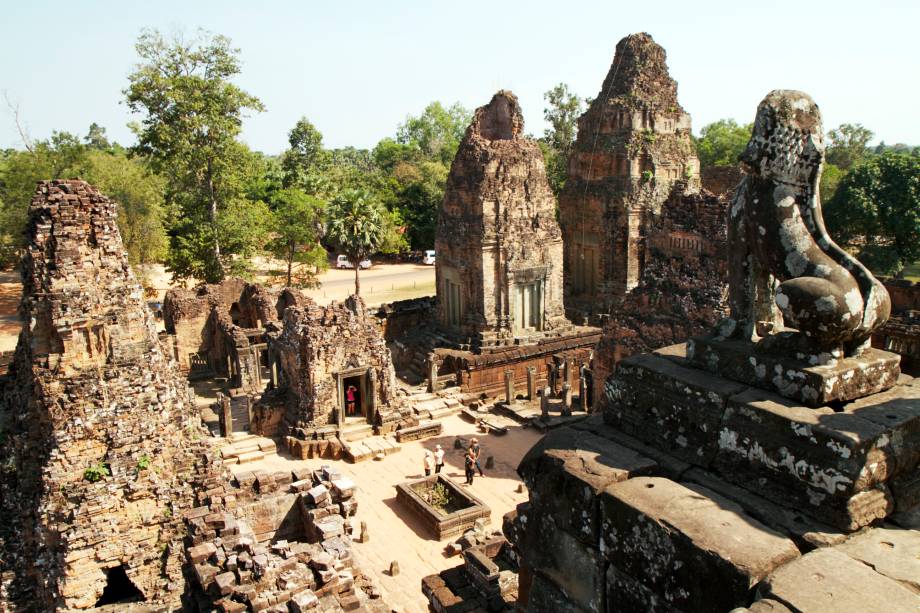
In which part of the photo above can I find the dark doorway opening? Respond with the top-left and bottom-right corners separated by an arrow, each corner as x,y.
229,302 -> 242,326
343,374 -> 364,419
94,565 -> 145,607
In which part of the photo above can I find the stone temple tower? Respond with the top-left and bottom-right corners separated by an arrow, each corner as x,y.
560,32 -> 700,321
0,180 -> 212,610
435,91 -> 570,349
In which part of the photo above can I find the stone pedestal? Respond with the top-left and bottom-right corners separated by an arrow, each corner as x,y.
687,335 -> 901,407
604,344 -> 920,531
526,367 -> 537,401
504,370 -> 514,404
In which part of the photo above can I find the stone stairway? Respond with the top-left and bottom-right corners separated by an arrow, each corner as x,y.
341,434 -> 402,463
218,434 -> 278,464
407,386 -> 465,420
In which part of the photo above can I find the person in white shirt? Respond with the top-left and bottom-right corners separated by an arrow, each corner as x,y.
434,444 -> 445,473
424,450 -> 434,476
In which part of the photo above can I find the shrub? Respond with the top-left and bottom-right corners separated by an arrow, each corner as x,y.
83,462 -> 110,483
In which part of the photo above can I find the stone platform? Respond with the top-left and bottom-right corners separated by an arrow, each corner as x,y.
509,415 -> 920,612
687,335 -> 901,407
604,344 -> 920,531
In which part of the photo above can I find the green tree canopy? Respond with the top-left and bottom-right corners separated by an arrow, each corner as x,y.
826,123 -> 874,170
280,117 -> 331,193
825,152 -> 920,276
124,28 -> 266,283
540,83 -> 585,195
84,123 -> 112,150
694,119 -> 752,169
325,188 -> 386,295
397,101 -> 471,166
266,188 -> 327,288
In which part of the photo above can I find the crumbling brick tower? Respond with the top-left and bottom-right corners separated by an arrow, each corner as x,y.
560,32 -> 700,321
0,180 -> 212,610
436,90 -> 570,348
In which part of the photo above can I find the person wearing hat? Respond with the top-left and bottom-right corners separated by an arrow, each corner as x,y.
434,444 -> 445,474
469,438 -> 484,477
423,450 -> 434,476
464,447 -> 476,485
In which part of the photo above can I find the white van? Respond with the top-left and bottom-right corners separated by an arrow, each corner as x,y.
336,255 -> 372,269
422,250 -> 436,266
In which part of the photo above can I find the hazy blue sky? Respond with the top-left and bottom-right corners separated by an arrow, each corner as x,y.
1,1 -> 918,154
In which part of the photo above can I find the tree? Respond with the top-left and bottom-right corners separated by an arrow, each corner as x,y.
541,83 -> 585,194
124,29 -> 266,283
84,123 -> 111,150
280,117 -> 330,193
825,152 -> 920,276
0,131 -> 89,266
826,123 -> 873,170
325,189 -> 386,295
694,119 -> 752,169
266,188 -> 327,287
84,150 -> 168,269
397,102 -> 471,166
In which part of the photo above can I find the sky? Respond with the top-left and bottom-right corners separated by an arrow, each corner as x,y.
1,0 -> 918,154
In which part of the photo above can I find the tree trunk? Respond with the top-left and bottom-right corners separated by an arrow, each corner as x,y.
287,242 -> 294,287
354,262 -> 360,296
207,159 -> 222,279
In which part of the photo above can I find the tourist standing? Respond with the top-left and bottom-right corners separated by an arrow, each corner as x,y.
346,385 -> 357,417
470,437 -> 484,477
464,448 -> 476,485
423,450 -> 434,476
434,444 -> 445,473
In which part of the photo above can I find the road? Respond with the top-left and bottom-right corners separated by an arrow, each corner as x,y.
302,263 -> 435,306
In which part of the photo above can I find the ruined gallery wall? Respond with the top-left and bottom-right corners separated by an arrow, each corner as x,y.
701,164 -> 743,198
0,180 -> 220,610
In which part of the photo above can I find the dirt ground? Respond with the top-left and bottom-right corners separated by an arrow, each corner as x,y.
226,414 -> 538,613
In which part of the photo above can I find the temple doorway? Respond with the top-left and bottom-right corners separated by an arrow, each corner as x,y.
337,367 -> 374,425
94,565 -> 144,607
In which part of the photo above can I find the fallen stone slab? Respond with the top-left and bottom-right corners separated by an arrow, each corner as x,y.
601,476 -> 800,612
757,547 -> 920,612
832,526 -> 920,593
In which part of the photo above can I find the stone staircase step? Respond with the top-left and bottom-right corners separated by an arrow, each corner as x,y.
235,449 -> 264,464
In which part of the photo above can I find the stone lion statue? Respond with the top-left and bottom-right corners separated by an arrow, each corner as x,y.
724,90 -> 890,357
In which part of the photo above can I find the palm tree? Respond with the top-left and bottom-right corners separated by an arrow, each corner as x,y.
325,189 -> 385,295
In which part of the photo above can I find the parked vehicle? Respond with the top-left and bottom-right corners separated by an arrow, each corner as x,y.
422,250 -> 436,266
336,255 -> 372,269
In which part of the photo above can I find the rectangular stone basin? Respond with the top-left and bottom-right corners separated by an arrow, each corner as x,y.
395,475 -> 490,540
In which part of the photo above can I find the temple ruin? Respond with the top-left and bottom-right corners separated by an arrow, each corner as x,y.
0,180 -> 215,609
559,32 -> 701,321
506,90 -> 920,612
435,90 -> 570,348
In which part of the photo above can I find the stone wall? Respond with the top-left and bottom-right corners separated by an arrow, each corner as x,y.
436,91 -> 571,348
0,180 -> 219,610
700,164 -> 743,197
559,32 -> 701,321
874,278 -> 920,375
593,189 -> 729,398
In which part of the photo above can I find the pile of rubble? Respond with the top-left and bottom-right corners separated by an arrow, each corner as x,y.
185,465 -> 385,612
422,520 -> 519,612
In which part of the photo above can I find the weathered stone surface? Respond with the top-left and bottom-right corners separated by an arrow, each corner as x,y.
0,180 -> 217,610
745,599 -> 794,613
688,335 -> 901,407
559,32 -> 701,320
681,467 -> 846,550
721,89 -> 891,359
604,352 -> 746,464
757,548 -> 920,612
833,526 -> 920,593
714,387 -> 894,529
435,90 -> 572,348
517,427 -> 656,545
600,477 -> 799,612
